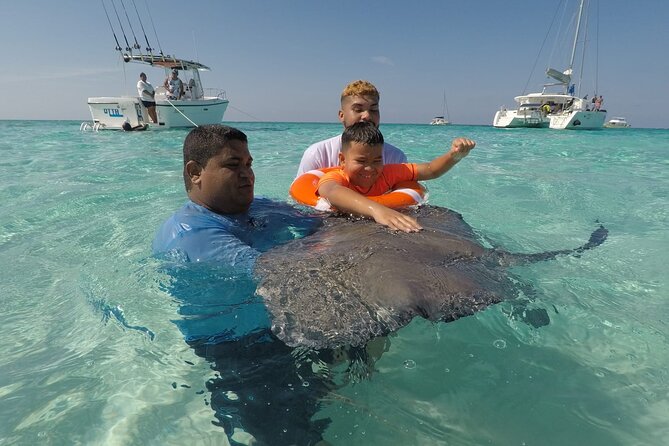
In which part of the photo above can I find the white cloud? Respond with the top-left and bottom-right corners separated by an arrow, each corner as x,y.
372,56 -> 394,66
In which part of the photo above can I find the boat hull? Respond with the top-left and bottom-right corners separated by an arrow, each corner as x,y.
604,118 -> 630,128
549,110 -> 606,129
87,97 -> 148,130
493,109 -> 548,128
155,98 -> 229,128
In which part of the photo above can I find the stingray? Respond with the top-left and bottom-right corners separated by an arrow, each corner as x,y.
255,205 -> 608,350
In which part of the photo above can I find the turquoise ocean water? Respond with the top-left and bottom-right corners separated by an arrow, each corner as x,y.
1,120 -> 668,445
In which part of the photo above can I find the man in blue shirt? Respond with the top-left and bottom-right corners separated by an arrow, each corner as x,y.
153,125 -> 330,445
154,124 -> 259,265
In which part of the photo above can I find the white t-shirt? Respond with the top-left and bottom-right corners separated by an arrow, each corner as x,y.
136,80 -> 155,102
166,78 -> 183,99
296,134 -> 407,177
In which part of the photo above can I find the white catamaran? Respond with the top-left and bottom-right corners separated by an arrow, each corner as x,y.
493,0 -> 606,130
83,0 -> 229,130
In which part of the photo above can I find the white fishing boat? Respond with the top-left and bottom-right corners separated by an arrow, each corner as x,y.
603,117 -> 631,128
493,0 -> 605,130
429,91 -> 451,125
83,1 -> 228,130
86,56 -> 229,130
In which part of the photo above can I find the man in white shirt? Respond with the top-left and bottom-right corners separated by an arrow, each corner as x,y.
136,72 -> 158,123
164,69 -> 184,100
296,79 -> 407,176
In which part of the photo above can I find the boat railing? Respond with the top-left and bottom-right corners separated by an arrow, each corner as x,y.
203,88 -> 228,100
154,86 -> 169,101
153,86 -> 227,101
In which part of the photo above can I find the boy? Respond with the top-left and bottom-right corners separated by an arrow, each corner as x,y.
317,121 -> 475,233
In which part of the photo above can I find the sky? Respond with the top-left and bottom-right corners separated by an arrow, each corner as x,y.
2,0 -> 667,128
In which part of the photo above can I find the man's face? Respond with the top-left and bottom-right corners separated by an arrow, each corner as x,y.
339,142 -> 383,192
140,74 -> 147,81
338,95 -> 380,128
192,140 -> 255,214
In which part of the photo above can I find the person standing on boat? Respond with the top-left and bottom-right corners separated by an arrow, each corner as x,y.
296,79 -> 407,176
164,69 -> 184,100
136,72 -> 158,123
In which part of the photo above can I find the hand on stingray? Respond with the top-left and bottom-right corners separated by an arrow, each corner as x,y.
371,206 -> 423,233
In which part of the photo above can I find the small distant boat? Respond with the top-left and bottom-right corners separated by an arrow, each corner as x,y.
604,117 -> 631,128
430,116 -> 450,126
429,91 -> 451,125
83,1 -> 228,130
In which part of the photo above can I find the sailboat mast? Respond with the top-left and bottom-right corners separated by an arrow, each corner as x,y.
442,90 -> 451,122
569,0 -> 586,71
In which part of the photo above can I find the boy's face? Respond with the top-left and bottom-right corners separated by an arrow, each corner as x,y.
189,140 -> 255,214
339,142 -> 383,191
338,95 -> 380,128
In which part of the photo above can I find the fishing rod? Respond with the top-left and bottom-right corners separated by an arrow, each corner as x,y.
143,0 -> 164,57
120,0 -> 141,51
110,0 -> 133,53
131,0 -> 153,54
101,0 -> 122,52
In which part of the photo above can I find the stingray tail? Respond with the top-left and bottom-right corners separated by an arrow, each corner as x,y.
494,224 -> 608,266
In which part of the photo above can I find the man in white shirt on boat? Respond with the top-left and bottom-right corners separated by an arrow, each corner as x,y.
136,72 -> 158,123
296,79 -> 407,176
164,69 -> 184,100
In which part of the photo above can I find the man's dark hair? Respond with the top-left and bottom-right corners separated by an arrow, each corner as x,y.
182,125 -> 248,190
341,121 -> 384,151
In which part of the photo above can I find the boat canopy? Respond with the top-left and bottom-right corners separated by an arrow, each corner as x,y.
515,93 -> 576,103
546,68 -> 571,84
122,54 -> 211,71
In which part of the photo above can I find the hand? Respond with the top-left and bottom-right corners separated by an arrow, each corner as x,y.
449,137 -> 476,161
371,207 -> 423,233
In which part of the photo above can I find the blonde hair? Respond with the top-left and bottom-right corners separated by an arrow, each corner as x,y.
340,80 -> 379,103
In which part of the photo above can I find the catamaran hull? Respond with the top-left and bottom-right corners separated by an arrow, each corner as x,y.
493,109 -> 548,128
549,110 -> 606,129
155,98 -> 229,128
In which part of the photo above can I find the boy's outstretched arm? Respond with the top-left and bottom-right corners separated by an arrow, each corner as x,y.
415,137 -> 476,181
318,181 -> 423,233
